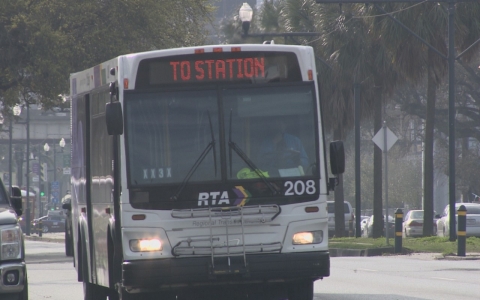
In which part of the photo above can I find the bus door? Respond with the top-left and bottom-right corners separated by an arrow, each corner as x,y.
89,89 -> 114,287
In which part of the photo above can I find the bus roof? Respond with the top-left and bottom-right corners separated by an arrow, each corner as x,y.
70,44 -> 315,96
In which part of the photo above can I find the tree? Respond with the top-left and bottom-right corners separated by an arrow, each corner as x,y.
315,3 -> 402,237
221,1 -> 480,238
375,2 -> 480,236
397,57 -> 480,205
0,0 -> 214,110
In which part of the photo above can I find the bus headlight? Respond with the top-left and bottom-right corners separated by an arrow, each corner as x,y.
129,239 -> 162,252
292,230 -> 323,245
1,227 -> 22,259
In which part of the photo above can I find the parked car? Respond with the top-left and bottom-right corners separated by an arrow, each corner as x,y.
404,210 -> 422,237
0,183 -> 28,299
436,203 -> 480,238
363,215 -> 395,238
327,201 -> 355,236
360,216 -> 369,236
31,214 -> 66,233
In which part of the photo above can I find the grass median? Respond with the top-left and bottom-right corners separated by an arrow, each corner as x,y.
329,236 -> 480,255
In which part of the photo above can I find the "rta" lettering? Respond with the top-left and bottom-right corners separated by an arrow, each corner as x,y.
198,191 -> 230,206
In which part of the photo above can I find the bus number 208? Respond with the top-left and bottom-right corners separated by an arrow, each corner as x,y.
284,180 -> 316,196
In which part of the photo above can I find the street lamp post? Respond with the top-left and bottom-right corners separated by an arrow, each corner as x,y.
44,138 -> 66,209
25,102 -> 31,236
0,106 -> 22,192
239,3 -> 253,37
9,106 -> 22,192
239,3 -> 321,42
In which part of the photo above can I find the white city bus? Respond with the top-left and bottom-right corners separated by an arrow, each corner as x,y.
69,44 -> 344,300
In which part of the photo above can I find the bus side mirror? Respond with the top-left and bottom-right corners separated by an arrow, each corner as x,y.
10,186 -> 23,216
329,140 -> 345,175
106,102 -> 124,135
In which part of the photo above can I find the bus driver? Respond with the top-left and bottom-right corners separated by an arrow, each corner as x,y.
258,119 -> 309,177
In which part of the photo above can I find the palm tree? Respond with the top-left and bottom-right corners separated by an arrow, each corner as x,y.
257,1 -> 402,237
314,3 -> 401,238
251,1 -> 480,239
376,2 -> 447,237
375,2 -> 480,236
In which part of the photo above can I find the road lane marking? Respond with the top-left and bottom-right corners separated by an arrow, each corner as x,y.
356,268 -> 378,272
431,277 -> 456,281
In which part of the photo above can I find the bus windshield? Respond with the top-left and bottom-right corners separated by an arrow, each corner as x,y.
125,83 -> 318,191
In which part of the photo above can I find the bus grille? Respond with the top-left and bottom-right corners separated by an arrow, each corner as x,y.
173,241 -> 282,256
171,204 -> 281,219
170,205 -> 282,274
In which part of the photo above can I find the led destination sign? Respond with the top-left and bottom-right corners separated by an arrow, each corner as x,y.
135,51 -> 302,88
169,57 -> 265,82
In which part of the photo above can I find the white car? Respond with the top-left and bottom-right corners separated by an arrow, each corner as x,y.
436,203 -> 480,237
360,216 -> 369,236
403,210 -> 424,237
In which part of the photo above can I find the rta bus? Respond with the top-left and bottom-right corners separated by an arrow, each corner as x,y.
69,44 -> 344,300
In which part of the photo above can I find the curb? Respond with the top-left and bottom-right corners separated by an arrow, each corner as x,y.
436,254 -> 480,260
24,235 -> 65,243
330,248 -> 480,260
330,247 -> 395,257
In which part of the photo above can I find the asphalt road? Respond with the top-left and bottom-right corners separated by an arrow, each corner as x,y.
318,254 -> 480,299
24,239 -> 480,300
25,240 -> 81,300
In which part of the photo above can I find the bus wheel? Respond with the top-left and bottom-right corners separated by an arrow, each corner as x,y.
287,280 -> 314,300
82,241 -> 107,300
65,228 -> 73,256
65,233 -> 73,256
84,282 -> 108,300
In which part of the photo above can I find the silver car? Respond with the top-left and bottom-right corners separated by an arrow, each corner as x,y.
363,215 -> 395,238
327,201 -> 354,236
436,203 -> 480,237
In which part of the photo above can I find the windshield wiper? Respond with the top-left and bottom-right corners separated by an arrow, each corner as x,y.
228,110 -> 279,196
170,111 -> 217,200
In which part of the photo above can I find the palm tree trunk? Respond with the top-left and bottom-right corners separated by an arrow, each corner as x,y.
423,49 -> 436,236
373,84 -> 384,238
334,127 -> 346,237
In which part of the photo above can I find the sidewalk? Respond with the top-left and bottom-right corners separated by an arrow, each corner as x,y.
24,232 -> 65,243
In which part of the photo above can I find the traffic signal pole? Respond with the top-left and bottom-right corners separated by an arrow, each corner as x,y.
40,161 -> 47,216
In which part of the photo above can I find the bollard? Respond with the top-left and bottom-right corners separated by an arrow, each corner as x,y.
394,209 -> 403,253
457,205 -> 466,257
39,220 -> 43,238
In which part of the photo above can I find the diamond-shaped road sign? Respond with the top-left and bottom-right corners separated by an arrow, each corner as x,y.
372,127 -> 398,152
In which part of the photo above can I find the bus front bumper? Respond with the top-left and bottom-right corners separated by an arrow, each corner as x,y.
122,251 -> 329,289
